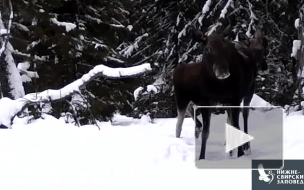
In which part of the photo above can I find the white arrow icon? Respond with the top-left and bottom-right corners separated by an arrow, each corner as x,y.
225,123 -> 254,153
196,113 -> 202,124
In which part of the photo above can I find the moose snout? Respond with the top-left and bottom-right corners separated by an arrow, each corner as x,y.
213,65 -> 230,80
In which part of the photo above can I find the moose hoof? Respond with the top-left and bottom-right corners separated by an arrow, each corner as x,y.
237,149 -> 245,157
229,149 -> 237,158
176,130 -> 181,138
243,142 -> 251,152
195,132 -> 200,139
244,148 -> 252,156
229,150 -> 236,157
195,127 -> 202,138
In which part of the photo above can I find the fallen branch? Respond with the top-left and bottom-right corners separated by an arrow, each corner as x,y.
0,63 -> 152,128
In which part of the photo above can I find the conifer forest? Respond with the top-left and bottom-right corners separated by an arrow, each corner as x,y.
1,0 -> 304,126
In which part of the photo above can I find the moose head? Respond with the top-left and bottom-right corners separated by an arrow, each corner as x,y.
192,25 -> 232,80
239,27 -> 268,71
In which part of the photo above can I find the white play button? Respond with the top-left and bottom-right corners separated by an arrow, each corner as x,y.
225,123 -> 254,153
196,113 -> 202,124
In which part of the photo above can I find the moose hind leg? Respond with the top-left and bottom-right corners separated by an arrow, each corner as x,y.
174,92 -> 189,138
193,106 -> 204,138
176,108 -> 186,138
186,102 -> 203,138
199,108 -> 211,160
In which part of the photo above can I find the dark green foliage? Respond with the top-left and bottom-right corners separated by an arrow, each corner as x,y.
132,0 -> 304,118
3,0 -> 304,122
5,0 -> 143,122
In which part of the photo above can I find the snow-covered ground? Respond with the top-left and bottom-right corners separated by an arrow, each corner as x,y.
0,97 -> 304,190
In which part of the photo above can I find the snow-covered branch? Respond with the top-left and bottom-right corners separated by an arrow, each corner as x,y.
198,0 -> 212,26
220,0 -> 233,19
291,40 -> 301,59
26,40 -> 40,51
23,63 -> 152,101
134,85 -> 158,101
179,42 -> 199,63
0,63 -> 152,128
84,15 -> 132,31
12,22 -> 30,33
206,22 -> 222,36
50,18 -> 76,32
7,0 -> 13,36
176,12 -> 181,26
119,33 -> 149,58
295,18 -> 300,29
133,76 -> 166,101
292,16 -> 303,60
245,0 -> 258,37
178,13 -> 200,39
17,62 -> 39,83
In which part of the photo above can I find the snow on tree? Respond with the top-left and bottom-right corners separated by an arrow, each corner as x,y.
2,0 -> 155,122
0,62 -> 152,128
0,0 -> 302,122
289,4 -> 304,111
0,0 -> 25,99
17,61 -> 39,83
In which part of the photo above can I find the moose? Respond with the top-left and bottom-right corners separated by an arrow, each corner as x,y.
173,25 -> 268,160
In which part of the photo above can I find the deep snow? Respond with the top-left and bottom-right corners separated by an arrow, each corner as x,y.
0,108 -> 304,190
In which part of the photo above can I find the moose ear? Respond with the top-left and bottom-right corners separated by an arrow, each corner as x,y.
192,29 -> 207,44
254,28 -> 264,43
262,36 -> 268,49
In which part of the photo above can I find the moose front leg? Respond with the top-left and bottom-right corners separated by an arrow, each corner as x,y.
194,108 -> 203,139
198,108 -> 211,160
242,93 -> 254,155
229,107 -> 244,158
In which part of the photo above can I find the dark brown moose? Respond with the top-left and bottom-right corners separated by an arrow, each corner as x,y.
173,25 -> 268,160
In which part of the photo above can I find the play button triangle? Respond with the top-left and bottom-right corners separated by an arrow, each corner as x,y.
225,123 -> 254,153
